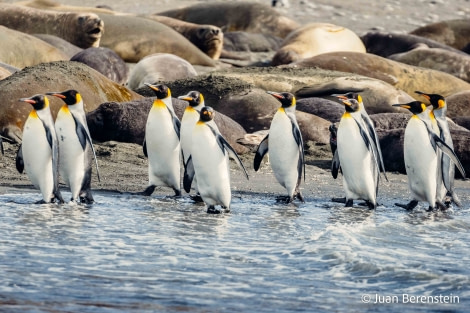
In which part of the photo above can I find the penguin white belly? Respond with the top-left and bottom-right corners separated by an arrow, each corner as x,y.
268,111 -> 299,196
337,116 -> 376,202
55,110 -> 85,200
146,106 -> 181,189
22,116 -> 54,202
180,107 -> 199,164
404,117 -> 437,205
191,125 -> 231,207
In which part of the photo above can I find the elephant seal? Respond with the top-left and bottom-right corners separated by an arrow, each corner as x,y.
0,3 -> 104,49
388,44 -> 470,83
0,62 -> 18,79
0,26 -> 68,68
97,14 -> 216,66
446,90 -> 470,118
127,53 -> 197,90
143,15 -> 224,60
453,117 -> 470,131
284,51 -> 470,99
71,47 -> 129,85
295,97 -> 345,123
86,97 -> 249,154
410,19 -> 470,51
272,23 -> 366,66
223,31 -> 283,52
0,61 -> 143,143
156,2 -> 299,38
33,34 -> 83,58
133,67 -> 413,116
360,31 -> 466,57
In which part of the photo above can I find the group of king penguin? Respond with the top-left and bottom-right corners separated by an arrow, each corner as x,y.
15,90 -> 100,204
8,84 -> 466,213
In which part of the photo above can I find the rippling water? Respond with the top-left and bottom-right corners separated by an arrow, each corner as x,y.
0,190 -> 469,313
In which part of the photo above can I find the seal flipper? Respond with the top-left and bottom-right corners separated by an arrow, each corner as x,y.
254,134 -> 269,171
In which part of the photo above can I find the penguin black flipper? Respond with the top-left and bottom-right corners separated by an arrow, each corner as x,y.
142,138 -> 148,157
254,134 -> 269,171
215,131 -> 249,180
431,133 -> 466,178
331,150 -> 341,179
47,124 -> 64,204
362,114 -> 388,181
167,106 -> 181,140
73,115 -> 101,182
288,114 -> 305,182
183,155 -> 195,193
0,137 -> 3,155
15,144 -> 24,174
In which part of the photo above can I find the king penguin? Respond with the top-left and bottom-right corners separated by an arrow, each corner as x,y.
18,94 -> 64,204
184,106 -> 248,214
393,101 -> 465,211
331,95 -> 383,209
254,91 -> 305,203
141,83 -> 181,197
415,91 -> 461,207
178,91 -> 213,201
47,89 -> 100,204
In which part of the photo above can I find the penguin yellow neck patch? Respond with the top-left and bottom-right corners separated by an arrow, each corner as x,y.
60,105 -> 70,114
29,110 -> 38,119
153,99 -> 166,108
342,112 -> 352,118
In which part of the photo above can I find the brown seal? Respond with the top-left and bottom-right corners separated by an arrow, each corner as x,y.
388,44 -> 470,83
0,3 -> 103,49
0,26 -> 68,68
33,34 -> 83,59
0,61 -> 142,143
272,23 -> 366,66
284,51 -> 470,100
156,2 -> 299,38
144,15 -> 224,60
86,97 -> 249,155
410,19 -> 470,51
127,53 -> 197,90
71,47 -> 129,85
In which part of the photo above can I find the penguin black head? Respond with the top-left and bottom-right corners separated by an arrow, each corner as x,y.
339,98 -> 360,113
267,91 -> 296,108
178,91 -> 203,107
145,83 -> 170,99
332,93 -> 363,108
199,106 -> 215,122
46,89 -> 81,106
415,91 -> 446,110
392,101 -> 428,115
19,94 -> 49,111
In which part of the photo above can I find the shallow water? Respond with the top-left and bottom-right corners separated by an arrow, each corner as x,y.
0,190 -> 469,313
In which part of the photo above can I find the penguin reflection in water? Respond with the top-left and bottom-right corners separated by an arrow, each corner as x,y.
331,93 -> 387,210
47,90 -> 100,204
393,100 -> 466,211
254,91 -> 305,203
18,94 -> 64,204
415,91 -> 462,208
184,106 -> 249,214
140,83 -> 181,197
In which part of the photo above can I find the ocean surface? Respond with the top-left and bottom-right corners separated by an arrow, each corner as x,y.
0,189 -> 469,313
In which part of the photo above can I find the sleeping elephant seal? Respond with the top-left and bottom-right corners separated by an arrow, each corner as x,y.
33,34 -> 83,58
86,97 -> 249,154
410,19 -> 470,51
71,47 -> 129,85
0,26 -> 68,68
0,3 -> 103,49
272,23 -> 366,66
156,2 -> 299,38
360,31 -> 466,57
143,15 -> 224,60
446,90 -> 470,118
284,51 -> 470,99
97,14 -> 217,66
0,61 -> 142,143
127,53 -> 197,90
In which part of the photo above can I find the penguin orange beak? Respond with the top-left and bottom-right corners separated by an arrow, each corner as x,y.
392,103 -> 411,109
19,98 -> 36,104
144,83 -> 159,92
45,92 -> 66,99
267,91 -> 284,99
332,94 -> 348,101
415,91 -> 430,100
